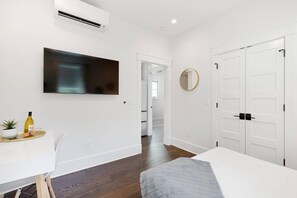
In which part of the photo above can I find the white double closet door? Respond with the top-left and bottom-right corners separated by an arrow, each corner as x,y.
217,39 -> 285,165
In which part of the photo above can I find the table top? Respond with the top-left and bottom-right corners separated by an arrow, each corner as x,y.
0,131 -> 46,143
0,131 -> 55,184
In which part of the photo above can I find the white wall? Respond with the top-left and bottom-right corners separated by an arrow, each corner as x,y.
171,0 -> 297,154
0,0 -> 171,176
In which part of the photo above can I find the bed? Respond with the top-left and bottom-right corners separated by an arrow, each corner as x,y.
140,147 -> 297,198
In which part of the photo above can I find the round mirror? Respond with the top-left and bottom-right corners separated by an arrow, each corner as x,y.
180,68 -> 199,91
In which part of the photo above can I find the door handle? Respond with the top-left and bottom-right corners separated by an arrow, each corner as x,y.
246,113 -> 255,120
234,113 -> 245,120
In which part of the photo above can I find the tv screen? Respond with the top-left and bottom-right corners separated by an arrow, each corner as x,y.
43,48 -> 119,95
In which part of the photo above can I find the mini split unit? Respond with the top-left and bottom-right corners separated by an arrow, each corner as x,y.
54,0 -> 109,30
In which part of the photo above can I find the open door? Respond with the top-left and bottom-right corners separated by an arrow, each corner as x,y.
147,68 -> 153,136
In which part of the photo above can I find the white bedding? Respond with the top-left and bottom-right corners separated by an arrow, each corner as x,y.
192,147 -> 297,198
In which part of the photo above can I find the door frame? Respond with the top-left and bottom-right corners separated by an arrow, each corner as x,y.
137,53 -> 172,146
211,22 -> 297,169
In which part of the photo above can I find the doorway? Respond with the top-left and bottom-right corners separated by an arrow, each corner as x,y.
141,63 -> 165,141
137,53 -> 172,146
213,38 -> 285,165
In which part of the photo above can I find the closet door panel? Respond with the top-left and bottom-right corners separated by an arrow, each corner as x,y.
217,49 -> 246,153
245,39 -> 285,165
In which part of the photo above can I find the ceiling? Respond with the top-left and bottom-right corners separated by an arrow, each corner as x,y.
82,0 -> 257,38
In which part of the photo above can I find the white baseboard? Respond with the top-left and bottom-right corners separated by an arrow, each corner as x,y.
171,137 -> 210,155
52,144 -> 142,178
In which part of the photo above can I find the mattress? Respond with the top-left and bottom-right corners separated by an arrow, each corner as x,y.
192,147 -> 297,198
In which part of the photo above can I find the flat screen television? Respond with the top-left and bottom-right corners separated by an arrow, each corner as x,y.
43,48 -> 119,95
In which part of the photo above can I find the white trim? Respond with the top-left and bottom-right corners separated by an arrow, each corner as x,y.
212,23 -> 297,55
137,53 -> 172,145
284,34 -> 297,170
171,137 -> 209,154
52,144 -> 141,178
211,56 -> 218,148
163,65 -> 172,145
137,53 -> 171,66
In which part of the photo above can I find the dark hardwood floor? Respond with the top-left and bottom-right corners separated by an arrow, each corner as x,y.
6,127 -> 194,198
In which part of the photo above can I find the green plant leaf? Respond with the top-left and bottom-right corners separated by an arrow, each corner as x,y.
1,119 -> 17,130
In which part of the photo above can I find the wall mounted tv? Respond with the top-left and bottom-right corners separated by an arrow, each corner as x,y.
43,48 -> 119,95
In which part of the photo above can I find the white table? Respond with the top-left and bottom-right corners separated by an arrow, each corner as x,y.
0,131 -> 55,198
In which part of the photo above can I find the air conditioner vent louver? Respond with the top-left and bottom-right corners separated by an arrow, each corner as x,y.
58,11 -> 102,29
55,0 -> 109,30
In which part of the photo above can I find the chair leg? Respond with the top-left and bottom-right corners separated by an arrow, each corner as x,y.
45,182 -> 51,198
46,176 -> 56,198
14,189 -> 22,198
36,174 -> 49,198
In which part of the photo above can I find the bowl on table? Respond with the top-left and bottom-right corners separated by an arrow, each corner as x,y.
1,129 -> 18,139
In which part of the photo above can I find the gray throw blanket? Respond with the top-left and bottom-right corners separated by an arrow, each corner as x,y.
140,157 -> 224,198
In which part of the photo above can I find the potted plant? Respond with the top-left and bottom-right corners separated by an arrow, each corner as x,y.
1,120 -> 18,139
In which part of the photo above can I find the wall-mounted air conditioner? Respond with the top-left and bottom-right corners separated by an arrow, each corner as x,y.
54,0 -> 109,30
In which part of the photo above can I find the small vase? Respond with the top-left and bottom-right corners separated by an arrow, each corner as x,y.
1,128 -> 18,139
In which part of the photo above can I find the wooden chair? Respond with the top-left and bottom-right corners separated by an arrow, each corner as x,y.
0,131 -> 67,198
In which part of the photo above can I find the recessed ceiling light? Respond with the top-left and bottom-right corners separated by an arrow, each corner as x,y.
171,19 -> 177,24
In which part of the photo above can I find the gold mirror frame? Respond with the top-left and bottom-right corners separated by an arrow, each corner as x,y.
179,68 -> 199,91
